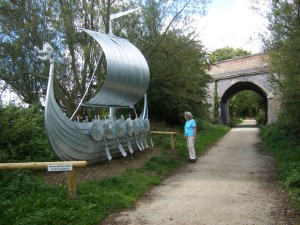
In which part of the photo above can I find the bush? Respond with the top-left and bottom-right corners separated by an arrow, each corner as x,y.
260,123 -> 300,208
0,104 -> 55,162
256,112 -> 266,126
285,169 -> 300,188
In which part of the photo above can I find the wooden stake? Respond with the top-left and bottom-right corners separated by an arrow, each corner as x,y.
68,168 -> 77,199
0,161 -> 87,198
150,131 -> 177,150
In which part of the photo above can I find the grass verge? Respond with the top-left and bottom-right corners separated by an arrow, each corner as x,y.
0,122 -> 230,225
260,123 -> 300,210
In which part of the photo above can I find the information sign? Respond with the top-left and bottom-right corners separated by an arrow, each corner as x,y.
47,164 -> 72,171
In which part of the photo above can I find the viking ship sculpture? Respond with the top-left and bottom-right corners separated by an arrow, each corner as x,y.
35,15 -> 152,164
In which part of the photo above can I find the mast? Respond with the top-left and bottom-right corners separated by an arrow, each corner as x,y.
108,6 -> 141,119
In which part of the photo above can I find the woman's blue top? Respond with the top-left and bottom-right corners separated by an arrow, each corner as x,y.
184,119 -> 196,137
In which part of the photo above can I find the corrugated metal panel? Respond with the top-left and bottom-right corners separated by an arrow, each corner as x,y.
81,29 -> 149,107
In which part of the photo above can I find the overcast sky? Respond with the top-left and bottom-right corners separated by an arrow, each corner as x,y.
197,0 -> 269,54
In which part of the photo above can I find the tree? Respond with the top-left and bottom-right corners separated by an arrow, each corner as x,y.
209,46 -> 251,63
146,31 -> 211,123
263,0 -> 300,134
229,90 -> 265,120
133,0 -> 212,124
0,1 -> 55,106
0,0 -> 212,124
0,0 -> 122,115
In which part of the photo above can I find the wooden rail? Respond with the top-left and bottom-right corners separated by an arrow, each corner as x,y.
0,161 -> 87,198
150,131 -> 177,150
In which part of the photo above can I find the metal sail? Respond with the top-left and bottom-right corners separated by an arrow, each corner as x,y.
81,29 -> 150,107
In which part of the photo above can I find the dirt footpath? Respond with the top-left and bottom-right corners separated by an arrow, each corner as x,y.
101,119 -> 299,225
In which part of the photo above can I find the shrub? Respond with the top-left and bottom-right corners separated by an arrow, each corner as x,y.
0,104 -> 55,162
260,123 -> 300,208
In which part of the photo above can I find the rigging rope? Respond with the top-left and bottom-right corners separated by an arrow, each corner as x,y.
70,51 -> 103,120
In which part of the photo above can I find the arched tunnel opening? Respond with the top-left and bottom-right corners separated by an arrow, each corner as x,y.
220,81 -> 268,125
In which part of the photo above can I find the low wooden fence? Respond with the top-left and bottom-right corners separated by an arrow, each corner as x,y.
0,161 -> 87,198
150,131 -> 177,150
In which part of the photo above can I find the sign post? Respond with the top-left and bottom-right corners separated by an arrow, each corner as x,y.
0,161 -> 87,198
68,168 -> 77,199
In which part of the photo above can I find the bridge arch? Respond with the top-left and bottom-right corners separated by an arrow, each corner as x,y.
220,81 -> 268,124
207,54 -> 280,124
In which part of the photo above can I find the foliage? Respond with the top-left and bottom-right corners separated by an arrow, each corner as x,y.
228,118 -> 243,127
229,90 -> 265,122
0,0 -> 212,125
0,121 -> 229,225
114,0 -> 212,124
209,46 -> 251,63
255,111 -> 267,126
263,0 -> 300,135
0,104 -> 55,162
146,31 -> 211,124
0,1 -> 56,106
260,122 -> 300,209
213,81 -> 219,120
0,0 -> 119,115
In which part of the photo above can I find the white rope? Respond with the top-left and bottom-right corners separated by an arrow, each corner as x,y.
70,51 -> 103,120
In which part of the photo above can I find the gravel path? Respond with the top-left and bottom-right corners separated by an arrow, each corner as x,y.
101,119 -> 299,225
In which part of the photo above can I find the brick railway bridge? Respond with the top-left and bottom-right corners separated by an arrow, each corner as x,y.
207,54 -> 280,124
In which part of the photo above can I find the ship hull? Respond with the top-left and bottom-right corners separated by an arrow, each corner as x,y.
45,74 -> 149,164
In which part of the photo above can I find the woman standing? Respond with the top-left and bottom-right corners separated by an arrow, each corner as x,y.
184,111 -> 197,163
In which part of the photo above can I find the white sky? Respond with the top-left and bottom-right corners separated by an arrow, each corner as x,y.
197,0 -> 269,53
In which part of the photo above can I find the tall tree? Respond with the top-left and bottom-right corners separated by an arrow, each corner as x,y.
0,0 -> 212,124
0,0 -> 113,115
0,1 -> 55,106
209,46 -> 251,63
147,31 -> 211,123
129,0 -> 212,123
263,0 -> 300,134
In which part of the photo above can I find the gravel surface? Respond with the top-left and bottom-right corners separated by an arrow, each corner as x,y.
100,119 -> 299,225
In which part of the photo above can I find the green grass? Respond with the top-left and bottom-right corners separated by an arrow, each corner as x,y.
0,122 -> 230,225
260,123 -> 300,210
228,118 -> 243,127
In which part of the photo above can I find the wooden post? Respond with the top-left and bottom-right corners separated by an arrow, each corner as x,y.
150,131 -> 177,149
68,168 -> 77,199
0,161 -> 87,198
170,134 -> 175,150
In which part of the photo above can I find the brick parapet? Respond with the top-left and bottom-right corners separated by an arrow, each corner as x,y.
209,54 -> 269,80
